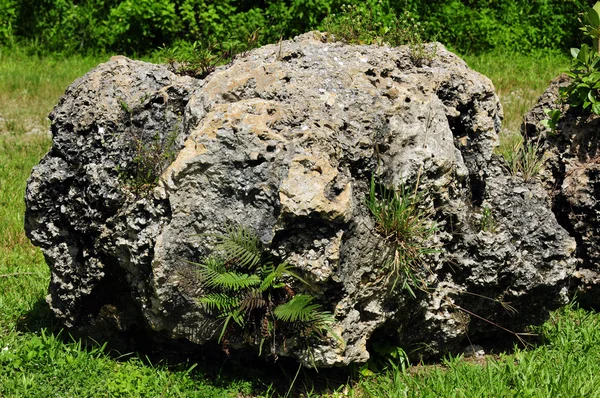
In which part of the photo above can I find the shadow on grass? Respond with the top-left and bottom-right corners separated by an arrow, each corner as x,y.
13,297 -> 355,396
16,297 -> 60,334
13,296 -> 546,397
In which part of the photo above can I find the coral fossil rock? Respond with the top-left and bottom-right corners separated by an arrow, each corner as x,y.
522,74 -> 600,308
26,32 -> 575,367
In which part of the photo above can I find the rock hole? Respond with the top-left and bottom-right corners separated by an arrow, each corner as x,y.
469,175 -> 485,206
377,143 -> 390,154
405,97 -> 411,103
282,51 -> 302,62
365,69 -> 377,77
266,144 -> 277,152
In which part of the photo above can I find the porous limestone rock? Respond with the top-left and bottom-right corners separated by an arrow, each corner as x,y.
26,32 -> 576,367
522,75 -> 600,307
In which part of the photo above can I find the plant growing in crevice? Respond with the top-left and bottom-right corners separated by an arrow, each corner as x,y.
190,226 -> 338,359
366,173 -> 437,296
159,30 -> 260,79
479,206 -> 497,233
501,137 -> 545,182
116,98 -> 180,195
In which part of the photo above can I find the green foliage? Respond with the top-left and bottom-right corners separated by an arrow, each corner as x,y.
192,225 -> 337,357
501,138 -> 546,182
0,0 -> 593,56
105,0 -> 178,53
540,108 -> 562,132
0,0 -> 16,45
321,2 -> 435,64
560,2 -> 600,115
366,174 -> 437,295
116,99 -> 179,194
409,0 -> 590,55
479,206 -> 497,233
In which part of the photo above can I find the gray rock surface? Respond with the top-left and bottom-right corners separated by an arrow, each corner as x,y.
26,32 -> 576,367
522,75 -> 600,307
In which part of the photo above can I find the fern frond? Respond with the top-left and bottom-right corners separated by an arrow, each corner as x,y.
273,294 -> 324,323
196,256 -> 226,285
216,225 -> 262,269
198,293 -> 239,312
218,311 -> 246,343
260,261 -> 307,291
211,271 -> 261,291
239,288 -> 267,312
196,259 -> 260,291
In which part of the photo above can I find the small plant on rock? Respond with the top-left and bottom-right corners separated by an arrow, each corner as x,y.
159,30 -> 260,79
366,174 -> 437,296
191,226 -> 338,358
116,98 -> 179,195
501,137 -> 545,183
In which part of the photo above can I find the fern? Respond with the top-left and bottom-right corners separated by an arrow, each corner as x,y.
193,225 -> 340,357
209,271 -> 261,291
215,225 -> 262,269
274,294 -> 326,323
239,288 -> 268,312
259,261 -> 306,291
198,293 -> 240,312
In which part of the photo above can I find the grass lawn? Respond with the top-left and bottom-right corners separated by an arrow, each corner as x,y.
3,45 -> 597,397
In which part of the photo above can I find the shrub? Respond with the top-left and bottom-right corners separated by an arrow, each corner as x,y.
560,1 -> 600,114
0,0 -> 17,45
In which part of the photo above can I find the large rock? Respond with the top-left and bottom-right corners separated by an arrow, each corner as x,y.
522,75 -> 600,307
26,32 -> 576,367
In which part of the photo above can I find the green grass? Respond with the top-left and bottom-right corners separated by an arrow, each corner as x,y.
0,47 -> 109,135
0,45 -> 595,397
463,49 -> 569,180
355,305 -> 600,398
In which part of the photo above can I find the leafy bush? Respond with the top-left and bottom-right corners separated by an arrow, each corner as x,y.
408,0 -> 591,54
0,0 -> 594,56
560,2 -> 600,114
191,226 -> 337,358
0,0 -> 17,45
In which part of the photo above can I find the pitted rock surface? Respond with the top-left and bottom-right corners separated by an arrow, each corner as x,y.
522,75 -> 600,307
26,32 -> 576,367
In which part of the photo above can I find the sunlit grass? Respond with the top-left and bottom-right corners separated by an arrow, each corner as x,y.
0,47 -> 109,134
463,49 -> 570,148
355,305 -> 600,398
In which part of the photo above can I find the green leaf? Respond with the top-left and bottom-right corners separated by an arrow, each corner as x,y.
211,272 -> 261,291
274,294 -> 324,323
588,7 -> 600,29
579,44 -> 590,64
196,260 -> 261,291
572,47 -> 581,59
198,293 -> 240,312
215,225 -> 262,269
260,261 -> 307,291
